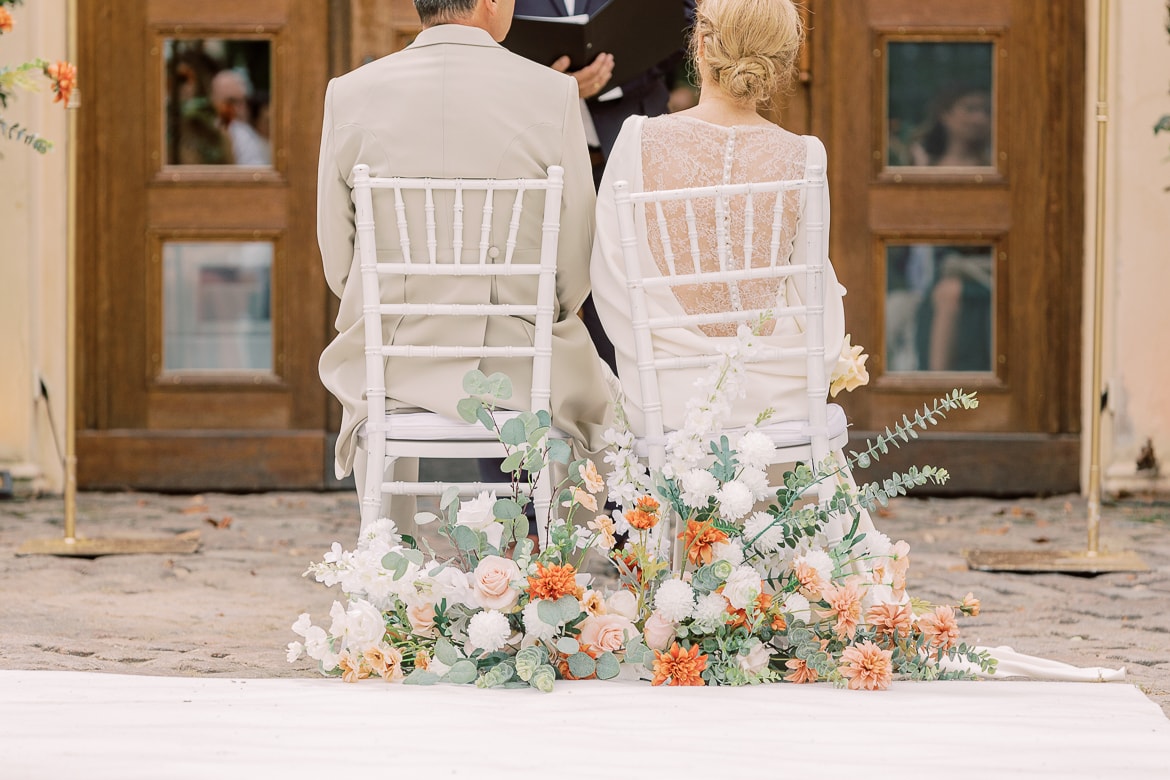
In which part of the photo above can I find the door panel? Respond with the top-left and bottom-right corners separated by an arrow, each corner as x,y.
815,0 -> 1084,493
77,0 -> 330,489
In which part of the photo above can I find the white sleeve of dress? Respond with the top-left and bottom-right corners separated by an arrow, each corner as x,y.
590,115 -> 646,347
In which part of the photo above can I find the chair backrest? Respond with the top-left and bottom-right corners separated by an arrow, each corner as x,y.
611,166 -> 829,462
350,164 -> 565,437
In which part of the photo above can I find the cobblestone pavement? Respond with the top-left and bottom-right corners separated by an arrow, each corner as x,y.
1,490 -> 1167,715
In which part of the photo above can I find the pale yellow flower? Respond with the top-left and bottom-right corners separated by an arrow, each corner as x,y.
578,460 -> 605,493
829,334 -> 870,397
562,486 -> 598,512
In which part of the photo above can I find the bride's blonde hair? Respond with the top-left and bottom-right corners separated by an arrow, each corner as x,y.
691,0 -> 804,106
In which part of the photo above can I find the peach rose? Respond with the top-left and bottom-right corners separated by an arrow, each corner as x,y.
472,555 -> 521,611
642,610 -> 677,651
579,614 -> 636,653
406,600 -> 438,638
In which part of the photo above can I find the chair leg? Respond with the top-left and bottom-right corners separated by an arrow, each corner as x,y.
359,447 -> 386,538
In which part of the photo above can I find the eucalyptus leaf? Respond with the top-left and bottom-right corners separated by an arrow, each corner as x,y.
595,652 -> 621,680
555,636 -> 580,655
462,369 -> 489,394
536,599 -> 562,627
401,548 -> 424,566
501,450 -> 526,473
434,638 -> 460,667
492,498 -> 523,520
456,397 -> 482,424
535,409 -> 552,428
554,595 -> 582,623
531,664 -> 555,693
514,647 -> 542,681
484,372 -> 513,400
440,486 -> 462,510
444,659 -> 478,685
567,652 -> 596,678
514,538 -> 534,558
547,438 -> 571,464
402,669 -> 440,686
510,516 -> 530,544
452,524 -> 481,552
500,417 -> 527,447
475,407 -> 495,431
523,449 -> 544,473
413,511 -> 440,526
381,551 -> 404,571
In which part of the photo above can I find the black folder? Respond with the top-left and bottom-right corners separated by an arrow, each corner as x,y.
504,0 -> 689,89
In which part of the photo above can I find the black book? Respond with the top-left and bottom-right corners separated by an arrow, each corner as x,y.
504,0 -> 688,89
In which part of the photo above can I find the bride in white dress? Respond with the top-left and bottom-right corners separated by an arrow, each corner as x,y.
590,0 -> 844,436
589,0 -> 1121,684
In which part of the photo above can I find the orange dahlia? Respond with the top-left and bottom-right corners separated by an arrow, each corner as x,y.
46,61 -> 77,106
919,605 -> 961,650
960,592 -> 981,617
839,641 -> 893,691
0,8 -> 14,34
822,581 -> 863,639
678,518 -> 729,566
867,602 -> 913,641
784,657 -> 819,684
651,642 -> 708,686
527,562 -> 583,601
725,591 -> 781,631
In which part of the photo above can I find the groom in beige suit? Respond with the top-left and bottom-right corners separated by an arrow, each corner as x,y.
317,0 -> 614,528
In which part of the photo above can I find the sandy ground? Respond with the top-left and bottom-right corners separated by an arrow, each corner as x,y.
1,490 -> 1167,715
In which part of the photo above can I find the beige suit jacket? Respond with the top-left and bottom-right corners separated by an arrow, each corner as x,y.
317,24 -> 613,478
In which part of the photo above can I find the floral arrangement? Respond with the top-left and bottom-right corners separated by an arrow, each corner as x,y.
291,325 -> 994,690
0,0 -> 77,154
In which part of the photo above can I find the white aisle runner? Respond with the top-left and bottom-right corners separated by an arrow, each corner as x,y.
1,670 -> 1167,779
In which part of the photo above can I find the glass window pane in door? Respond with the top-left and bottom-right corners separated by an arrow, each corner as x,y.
163,241 -> 273,372
885,243 -> 994,372
886,41 -> 994,169
165,38 -> 272,166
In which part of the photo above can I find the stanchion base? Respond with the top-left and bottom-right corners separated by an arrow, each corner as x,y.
964,548 -> 1147,575
16,532 -> 201,558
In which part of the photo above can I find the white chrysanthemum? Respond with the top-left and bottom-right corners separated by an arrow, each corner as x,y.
799,548 -> 834,583
862,582 -> 903,614
286,641 -> 304,663
737,466 -> 772,501
715,480 -> 754,520
653,578 -> 696,622
782,592 -> 812,624
735,430 -> 776,470
710,540 -> 745,567
359,517 -> 400,548
467,609 -> 511,652
722,565 -> 763,610
299,618 -> 340,671
679,468 -> 719,508
521,599 -> 558,641
692,592 -> 730,632
862,530 -> 893,559
742,511 -> 785,553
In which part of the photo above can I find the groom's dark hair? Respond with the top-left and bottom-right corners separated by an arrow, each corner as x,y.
414,0 -> 479,25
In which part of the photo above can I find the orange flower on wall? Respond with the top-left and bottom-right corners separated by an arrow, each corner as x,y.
46,60 -> 76,105
0,8 -> 15,34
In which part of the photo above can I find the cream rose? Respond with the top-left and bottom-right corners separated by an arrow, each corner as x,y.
642,610 -> 677,651
722,565 -> 763,611
737,641 -> 772,675
605,589 -> 638,620
579,614 -> 635,653
472,555 -> 521,611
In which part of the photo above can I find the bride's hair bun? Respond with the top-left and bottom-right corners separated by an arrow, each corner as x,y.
691,0 -> 804,106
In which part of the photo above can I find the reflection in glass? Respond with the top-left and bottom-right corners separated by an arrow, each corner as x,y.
886,42 -> 993,168
885,244 -> 994,372
165,38 -> 272,166
163,242 -> 273,372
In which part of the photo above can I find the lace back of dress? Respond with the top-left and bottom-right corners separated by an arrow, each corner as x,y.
640,116 -> 808,337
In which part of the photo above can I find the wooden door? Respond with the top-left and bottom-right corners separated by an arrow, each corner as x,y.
812,0 -> 1085,494
76,0 -> 331,489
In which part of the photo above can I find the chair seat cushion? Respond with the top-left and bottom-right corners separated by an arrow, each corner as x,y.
381,411 -> 568,442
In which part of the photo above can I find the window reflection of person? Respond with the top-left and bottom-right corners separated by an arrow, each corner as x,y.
210,69 -> 271,166
909,84 -> 991,167
169,48 -> 234,165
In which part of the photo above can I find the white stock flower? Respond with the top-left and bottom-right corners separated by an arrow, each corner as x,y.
737,466 -> 772,501
679,468 -> 719,508
782,592 -> 812,624
692,592 -> 730,632
291,613 -> 314,638
735,430 -> 776,471
423,564 -> 478,608
467,609 -> 511,653
710,540 -> 745,567
653,578 -> 696,622
456,490 -> 505,549
722,565 -> 763,610
286,641 -> 304,663
742,512 -> 785,553
715,480 -> 754,520
522,599 -> 558,641
359,517 -> 400,548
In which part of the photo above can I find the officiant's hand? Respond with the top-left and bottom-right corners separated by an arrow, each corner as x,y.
552,53 -> 614,100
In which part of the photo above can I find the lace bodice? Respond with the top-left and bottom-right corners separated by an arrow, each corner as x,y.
640,115 -> 808,336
